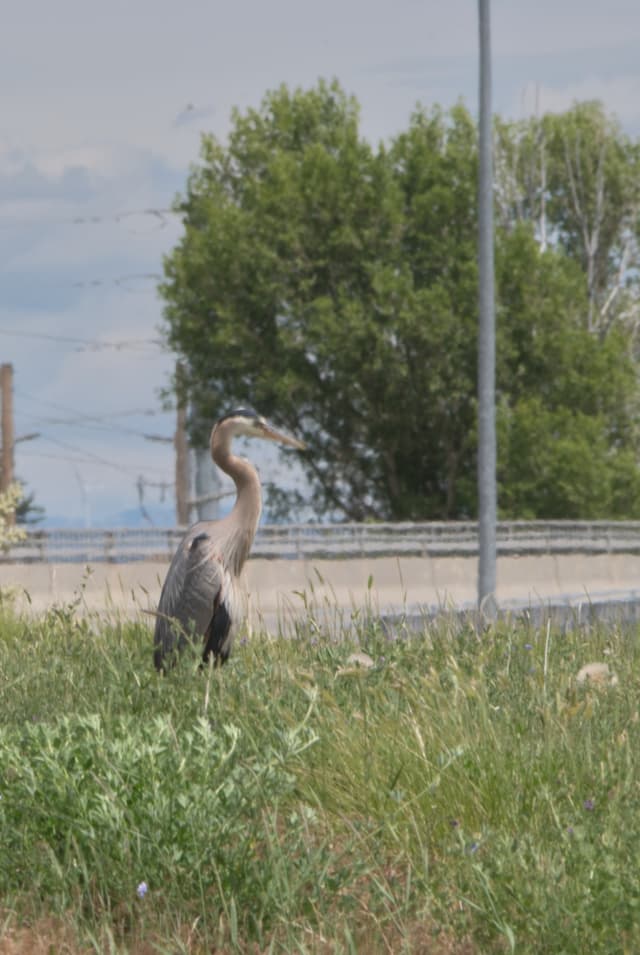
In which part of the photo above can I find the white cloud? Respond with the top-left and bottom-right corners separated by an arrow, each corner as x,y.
2,0 -> 640,523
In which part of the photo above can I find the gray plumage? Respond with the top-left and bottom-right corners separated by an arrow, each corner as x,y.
153,409 -> 305,671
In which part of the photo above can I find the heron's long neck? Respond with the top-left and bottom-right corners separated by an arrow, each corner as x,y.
211,428 -> 262,572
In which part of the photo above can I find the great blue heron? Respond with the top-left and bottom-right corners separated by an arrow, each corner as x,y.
153,408 -> 305,671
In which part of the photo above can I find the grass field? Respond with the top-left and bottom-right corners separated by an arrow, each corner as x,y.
0,588 -> 639,953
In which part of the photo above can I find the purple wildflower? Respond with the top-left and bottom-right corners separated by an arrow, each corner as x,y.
583,798 -> 595,811
136,881 -> 148,899
524,643 -> 533,650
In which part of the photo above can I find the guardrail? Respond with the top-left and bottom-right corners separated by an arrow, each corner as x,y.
5,521 -> 640,564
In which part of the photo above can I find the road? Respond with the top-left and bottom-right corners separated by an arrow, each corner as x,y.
2,552 -> 640,631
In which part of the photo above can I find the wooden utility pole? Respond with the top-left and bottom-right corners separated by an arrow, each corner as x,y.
1,363 -> 14,495
174,362 -> 190,526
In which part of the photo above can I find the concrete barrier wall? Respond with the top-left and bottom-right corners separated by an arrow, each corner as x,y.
1,554 -> 639,627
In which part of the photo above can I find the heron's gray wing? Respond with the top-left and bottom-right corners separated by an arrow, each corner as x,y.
153,530 -> 231,669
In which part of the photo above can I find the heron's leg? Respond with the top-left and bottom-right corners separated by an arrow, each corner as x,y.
202,600 -> 232,666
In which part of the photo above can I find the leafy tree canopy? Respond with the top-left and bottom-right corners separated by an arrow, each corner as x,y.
495,101 -> 640,338
161,81 -> 640,521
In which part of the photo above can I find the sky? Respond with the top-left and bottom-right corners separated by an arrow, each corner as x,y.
2,0 -> 640,526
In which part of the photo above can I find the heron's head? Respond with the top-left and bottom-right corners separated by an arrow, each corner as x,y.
215,408 -> 306,450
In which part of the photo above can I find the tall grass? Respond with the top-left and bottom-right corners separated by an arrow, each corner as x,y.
1,592 -> 639,952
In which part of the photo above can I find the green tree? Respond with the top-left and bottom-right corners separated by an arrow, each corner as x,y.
0,484 -> 26,549
0,471 -> 44,525
15,486 -> 45,525
496,228 -> 640,517
163,84 -> 484,519
495,101 -> 640,338
161,82 -> 640,521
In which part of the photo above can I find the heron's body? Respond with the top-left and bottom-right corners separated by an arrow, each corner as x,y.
153,409 -> 304,671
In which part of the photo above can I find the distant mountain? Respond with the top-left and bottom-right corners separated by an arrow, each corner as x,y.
40,504 -> 176,530
36,502 -> 308,530
99,505 -> 177,528
39,514 -> 87,530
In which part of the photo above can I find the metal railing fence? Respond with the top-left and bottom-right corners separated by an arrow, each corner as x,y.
5,521 -> 640,564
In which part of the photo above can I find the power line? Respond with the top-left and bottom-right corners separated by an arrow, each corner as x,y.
16,390 -> 172,427
0,328 -> 163,351
41,434 -> 169,476
25,434 -> 172,479
22,410 -> 164,426
18,448 -> 173,483
71,271 -> 162,292
38,406 -> 164,420
0,206 -> 179,232
2,271 -> 163,299
72,208 -> 176,230
15,394 -> 173,475
17,407 -> 172,443
8,351 -> 180,518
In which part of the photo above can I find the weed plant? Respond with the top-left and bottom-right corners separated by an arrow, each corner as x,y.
0,594 -> 639,952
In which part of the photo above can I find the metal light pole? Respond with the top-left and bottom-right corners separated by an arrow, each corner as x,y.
477,0 -> 497,617
0,363 -> 14,492
174,361 -> 191,527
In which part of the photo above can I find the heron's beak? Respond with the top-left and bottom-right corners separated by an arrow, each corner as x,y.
260,422 -> 306,450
